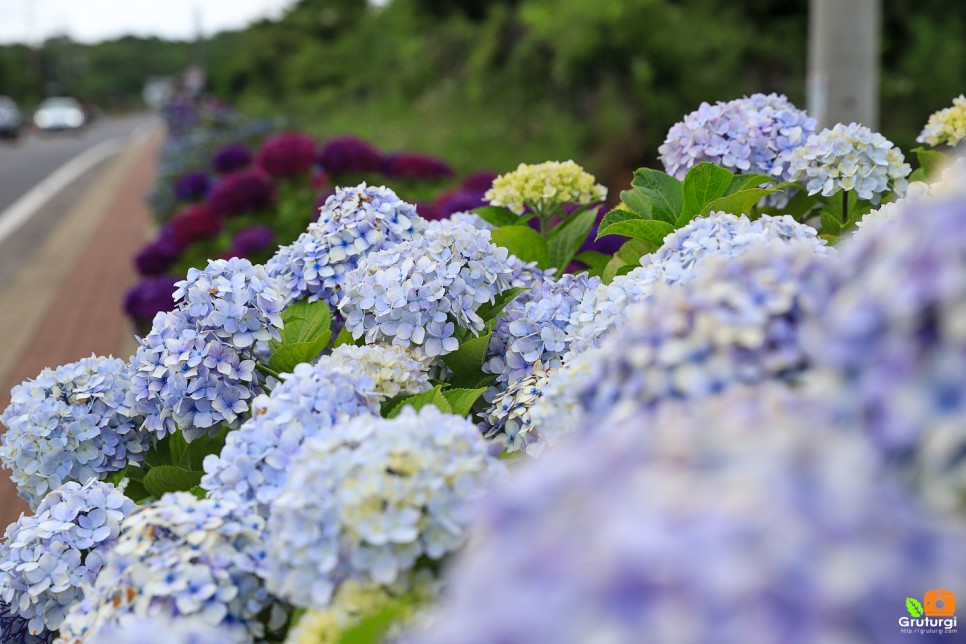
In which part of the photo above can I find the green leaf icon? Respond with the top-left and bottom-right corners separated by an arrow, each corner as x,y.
906,597 -> 924,618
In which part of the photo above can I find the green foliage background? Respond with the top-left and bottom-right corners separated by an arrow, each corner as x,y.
1,0 -> 963,184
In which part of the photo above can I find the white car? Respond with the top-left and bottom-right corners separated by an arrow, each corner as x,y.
34,97 -> 86,132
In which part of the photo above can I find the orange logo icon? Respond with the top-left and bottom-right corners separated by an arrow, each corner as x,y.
924,589 -> 956,617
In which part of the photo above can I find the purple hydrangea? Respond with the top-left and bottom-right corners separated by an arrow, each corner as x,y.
0,480 -> 135,634
57,493 -> 280,643
201,362 -> 378,515
208,170 -> 274,218
317,136 -> 384,175
211,143 -> 252,175
226,225 -> 276,259
134,236 -> 182,276
382,152 -> 455,182
340,220 -> 514,359
257,132 -> 317,179
433,190 -> 487,219
414,385 -> 965,644
659,93 -> 816,180
264,405 -> 504,609
173,171 -> 211,203
267,183 -> 422,305
123,275 -> 179,323
0,357 -> 149,506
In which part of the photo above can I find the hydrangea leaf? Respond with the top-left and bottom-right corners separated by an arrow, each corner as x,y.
386,386 -> 452,418
679,162 -> 734,226
269,331 -> 332,374
491,225 -> 550,269
574,251 -> 611,275
597,219 -> 675,247
618,188 -> 653,218
476,288 -> 526,323
699,188 -> 778,219
443,333 -> 492,384
602,255 -> 631,284
333,325 -> 360,348
616,239 -> 656,265
548,209 -> 597,270
912,146 -> 947,180
472,206 -> 519,228
442,387 -> 488,417
596,208 -> 646,240
272,299 -> 332,351
819,209 -> 844,236
337,603 -> 409,644
724,173 -> 777,195
143,465 -> 204,498
631,167 -> 683,224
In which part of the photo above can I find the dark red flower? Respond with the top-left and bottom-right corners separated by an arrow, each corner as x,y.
257,132 -> 318,179
170,204 -> 223,245
208,171 -> 274,218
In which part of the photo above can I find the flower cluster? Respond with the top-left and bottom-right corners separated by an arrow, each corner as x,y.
0,480 -> 135,634
174,171 -> 211,202
226,225 -> 276,259
484,160 -> 607,215
208,170 -> 274,218
264,406 -> 503,609
211,143 -> 252,175
84,614 -> 230,644
123,275 -> 179,325
57,493 -> 277,643
257,132 -> 317,179
485,273 -> 600,388
565,212 -> 830,357
135,234 -> 182,276
170,204 -> 222,246
130,259 -> 283,440
267,184 -> 422,305
659,93 -> 816,180
201,362 -> 376,513
917,95 -> 966,147
317,136 -> 384,175
481,363 -> 552,456
413,386 -> 965,644
382,152 -> 454,182
787,122 -> 911,202
317,344 -> 432,401
0,356 -> 147,506
340,220 -> 514,358
804,190 -> 966,515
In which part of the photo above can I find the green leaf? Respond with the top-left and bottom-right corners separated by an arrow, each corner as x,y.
442,333 -> 491,383
548,209 -> 597,270
906,597 -> 924,618
630,167 -> 683,224
597,219 -> 675,246
596,208 -> 646,240
337,603 -> 408,644
819,209 -> 844,236
573,251 -> 611,273
616,238 -> 655,265
472,206 -> 519,228
679,162 -> 733,226
490,225 -> 550,269
699,187 -> 778,218
272,299 -> 332,350
143,465 -> 203,498
476,287 -> 525,322
386,385 -> 452,418
724,173 -> 776,195
268,331 -> 332,373
602,255 -> 630,284
782,189 -> 820,220
618,188 -> 653,218
188,486 -> 207,500
913,146 -> 947,179
333,325 -> 358,348
441,387 -> 487,417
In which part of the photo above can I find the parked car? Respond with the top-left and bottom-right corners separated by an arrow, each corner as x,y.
0,96 -> 23,139
33,97 -> 86,132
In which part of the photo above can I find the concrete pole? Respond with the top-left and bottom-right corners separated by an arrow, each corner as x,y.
807,0 -> 881,130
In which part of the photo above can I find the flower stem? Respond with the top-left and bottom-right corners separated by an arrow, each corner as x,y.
256,363 -> 282,380
842,190 -> 849,226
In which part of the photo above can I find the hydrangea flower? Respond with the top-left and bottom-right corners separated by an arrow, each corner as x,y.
382,153 -> 454,182
413,386 -> 966,644
174,171 -> 211,202
170,204 -> 222,246
485,273 -> 600,388
432,191 -> 487,219
659,93 -> 816,180
267,184 -> 421,305
317,344 -> 432,401
201,362 -> 377,514
226,225 -> 276,259
130,258 -> 284,440
87,614 -> 232,644
123,275 -> 179,323
803,190 -> 966,516
257,132 -> 317,179
538,240 -> 835,450
448,210 -> 493,231
566,212 -> 830,358
1,602 -> 49,644
917,95 -> 966,147
484,160 -> 607,215
211,143 -> 252,175
57,493 -> 279,644
0,480 -> 135,634
481,363 -> 552,456
0,356 -> 148,506
317,136 -> 384,175
208,170 -> 274,218
787,122 -> 911,202
340,220 -> 514,359
135,236 -> 182,276
264,405 -> 504,609
856,156 -> 966,233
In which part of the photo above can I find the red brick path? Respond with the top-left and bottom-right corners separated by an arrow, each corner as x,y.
0,136 -> 159,526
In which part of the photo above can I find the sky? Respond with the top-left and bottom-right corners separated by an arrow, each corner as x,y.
0,0 -> 298,45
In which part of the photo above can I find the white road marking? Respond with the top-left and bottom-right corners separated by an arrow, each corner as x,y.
0,138 -> 123,246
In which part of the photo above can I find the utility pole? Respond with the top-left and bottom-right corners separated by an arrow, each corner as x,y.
807,0 -> 881,130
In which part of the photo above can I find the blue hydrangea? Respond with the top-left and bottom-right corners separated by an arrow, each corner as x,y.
267,184 -> 422,305
566,212 -> 830,358
317,344 -> 432,400
201,362 -> 378,515
85,614 -> 237,644
413,385 -> 965,644
803,191 -> 966,516
787,122 -> 911,202
339,220 -> 515,359
0,356 -> 148,507
0,602 -> 49,644
448,210 -> 493,231
481,363 -> 552,455
659,93 -> 816,180
57,493 -> 280,644
536,240 -> 835,449
485,273 -> 599,388
130,258 -> 284,441
264,405 -> 504,609
0,480 -> 135,634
